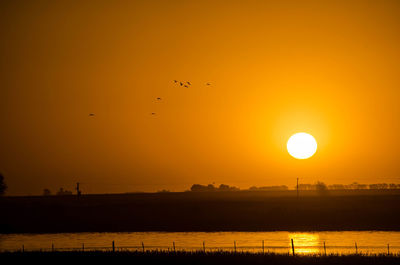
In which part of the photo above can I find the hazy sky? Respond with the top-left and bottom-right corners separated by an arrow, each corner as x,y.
1,0 -> 400,195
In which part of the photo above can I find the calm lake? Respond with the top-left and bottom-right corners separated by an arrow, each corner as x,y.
1,231 -> 399,254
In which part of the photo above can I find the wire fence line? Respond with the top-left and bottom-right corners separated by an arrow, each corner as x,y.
4,241 -> 400,255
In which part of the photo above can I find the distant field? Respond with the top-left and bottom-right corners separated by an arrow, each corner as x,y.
1,250 -> 399,265
0,190 -> 399,233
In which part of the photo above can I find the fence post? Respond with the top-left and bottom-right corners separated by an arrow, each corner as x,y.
112,241 -> 115,252
52,243 -> 54,252
173,241 -> 176,253
142,242 -> 145,253
291,239 -> 295,256
262,240 -> 264,254
324,241 -> 326,256
82,243 -> 84,252
234,241 -> 236,253
355,242 -> 357,254
388,244 -> 390,255
203,241 -> 206,253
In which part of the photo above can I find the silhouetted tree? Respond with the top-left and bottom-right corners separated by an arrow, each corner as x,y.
56,188 -> 73,195
191,184 -> 240,192
43,188 -> 51,196
218,184 -> 230,191
315,181 -> 327,191
218,184 -> 240,191
298,184 -> 314,190
207,184 -> 215,191
315,181 -> 328,195
190,184 -> 216,192
369,183 -> 389,190
190,184 -> 204,192
0,173 -> 7,196
328,184 -> 345,190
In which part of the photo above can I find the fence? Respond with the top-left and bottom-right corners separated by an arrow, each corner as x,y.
6,240 -> 400,256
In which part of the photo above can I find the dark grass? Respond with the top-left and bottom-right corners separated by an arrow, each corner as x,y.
1,250 -> 400,265
1,190 -> 400,233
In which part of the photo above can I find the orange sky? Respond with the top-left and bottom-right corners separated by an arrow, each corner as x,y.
1,0 -> 400,195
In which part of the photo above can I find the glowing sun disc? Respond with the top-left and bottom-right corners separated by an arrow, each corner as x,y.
287,133 -> 317,159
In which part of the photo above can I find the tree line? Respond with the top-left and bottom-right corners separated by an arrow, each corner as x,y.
190,182 -> 400,192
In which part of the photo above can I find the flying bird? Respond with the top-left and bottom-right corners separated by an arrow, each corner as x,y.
156,97 -> 161,100
174,80 -> 177,83
89,113 -> 95,116
184,85 -> 188,88
206,83 -> 211,86
151,112 -> 156,115
187,82 -> 191,85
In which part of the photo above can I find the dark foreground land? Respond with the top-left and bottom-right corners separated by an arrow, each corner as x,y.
1,190 -> 400,233
1,251 -> 400,265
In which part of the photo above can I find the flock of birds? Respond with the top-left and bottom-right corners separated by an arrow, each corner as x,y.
150,80 -> 211,116
173,80 -> 211,88
174,80 -> 191,88
88,80 -> 211,117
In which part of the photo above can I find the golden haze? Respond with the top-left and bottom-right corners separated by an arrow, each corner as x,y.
0,0 -> 400,194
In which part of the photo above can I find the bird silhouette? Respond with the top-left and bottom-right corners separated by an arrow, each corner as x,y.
174,80 -> 177,83
89,113 -> 95,116
180,82 -> 183,86
151,112 -> 156,115
206,83 -> 211,86
156,97 -> 161,100
184,85 -> 188,88
187,82 -> 191,85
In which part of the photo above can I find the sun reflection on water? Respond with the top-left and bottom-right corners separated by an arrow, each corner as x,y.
289,233 -> 320,254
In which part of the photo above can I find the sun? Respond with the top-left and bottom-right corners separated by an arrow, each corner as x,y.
287,133 -> 317,159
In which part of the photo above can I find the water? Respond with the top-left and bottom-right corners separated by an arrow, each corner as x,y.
1,231 -> 399,255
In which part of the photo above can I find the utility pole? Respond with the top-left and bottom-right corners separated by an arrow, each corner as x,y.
296,178 -> 299,199
76,182 -> 81,199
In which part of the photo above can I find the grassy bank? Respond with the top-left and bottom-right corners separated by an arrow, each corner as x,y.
1,190 -> 400,233
1,250 -> 400,265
